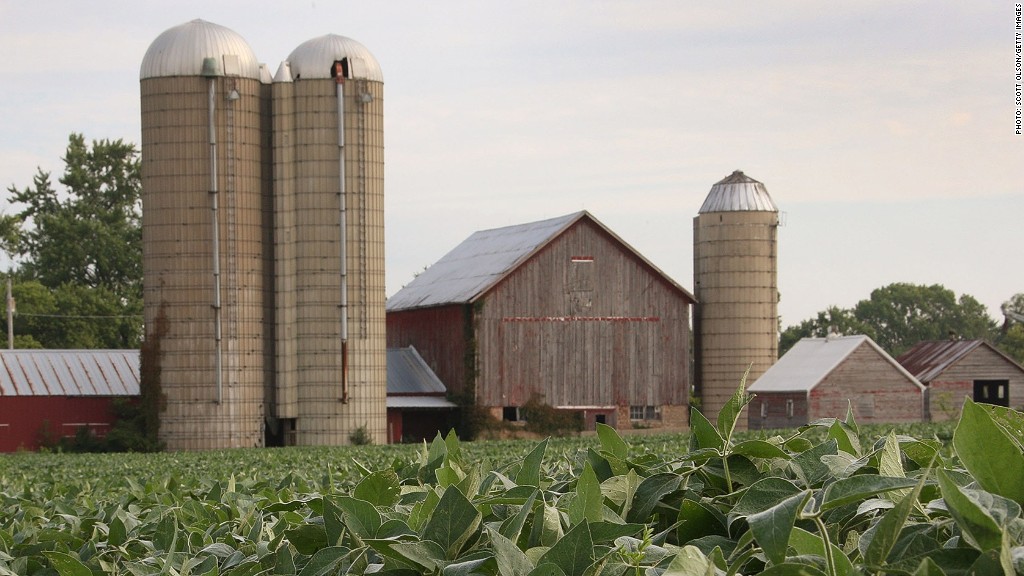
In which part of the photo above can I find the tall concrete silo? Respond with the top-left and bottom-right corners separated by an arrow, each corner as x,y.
693,170 -> 779,430
140,20 -> 271,449
272,35 -> 387,445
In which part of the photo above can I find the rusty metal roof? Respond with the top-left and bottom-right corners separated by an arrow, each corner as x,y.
749,335 -> 923,393
698,170 -> 778,213
386,211 -> 695,311
895,339 -> 1023,383
0,350 -> 139,397
386,347 -> 447,395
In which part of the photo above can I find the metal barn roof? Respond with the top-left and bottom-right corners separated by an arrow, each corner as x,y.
0,350 -> 140,397
897,339 -> 1023,383
386,347 -> 447,395
748,335 -> 923,393
284,34 -> 384,82
698,170 -> 778,214
141,19 -> 262,80
386,211 -> 694,311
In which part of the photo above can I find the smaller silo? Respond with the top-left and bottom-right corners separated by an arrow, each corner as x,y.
693,170 -> 779,430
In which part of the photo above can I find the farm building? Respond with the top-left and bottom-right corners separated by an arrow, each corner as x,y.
747,335 -> 925,430
897,339 -> 1024,422
386,347 -> 457,443
0,350 -> 139,452
386,211 -> 696,432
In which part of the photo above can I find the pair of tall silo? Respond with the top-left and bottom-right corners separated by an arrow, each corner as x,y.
139,20 -> 385,449
693,170 -> 780,430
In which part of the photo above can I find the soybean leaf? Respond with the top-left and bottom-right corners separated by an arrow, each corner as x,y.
285,524 -> 329,556
820,475 -> 919,511
729,477 -> 803,527
747,490 -> 812,566
756,564 -> 828,576
689,407 -> 724,452
828,418 -> 862,457
677,499 -> 728,544
488,527 -> 534,576
335,496 -> 382,540
421,486 -> 482,560
716,365 -> 752,442
297,546 -> 350,576
791,439 -> 838,488
391,540 -> 447,572
936,468 -> 1006,552
499,489 -> 539,544
569,462 -> 602,525
538,521 -> 593,576
788,527 -> 855,576
731,439 -> 790,460
862,470 -> 927,569
953,398 -> 1024,504
42,551 -> 91,576
662,545 -> 714,576
354,469 -> 402,507
596,423 -> 628,461
626,473 -> 681,524
516,439 -> 549,488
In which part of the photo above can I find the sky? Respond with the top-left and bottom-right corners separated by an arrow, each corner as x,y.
1,1 -> 1021,327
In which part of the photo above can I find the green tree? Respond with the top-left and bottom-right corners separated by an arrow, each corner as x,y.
997,293 -> 1024,365
780,283 -> 998,357
4,134 -> 142,348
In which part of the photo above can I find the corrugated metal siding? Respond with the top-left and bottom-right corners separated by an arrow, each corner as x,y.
0,350 -> 139,397
476,218 -> 691,414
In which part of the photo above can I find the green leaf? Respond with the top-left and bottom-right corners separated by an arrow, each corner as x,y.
731,439 -> 790,460
910,556 -> 945,576
421,486 -> 482,559
676,499 -> 728,544
516,439 -> 549,488
820,475 -> 919,511
334,496 -> 382,540
730,477 -> 803,525
323,496 -> 345,546
285,524 -> 329,555
42,551 -> 91,576
569,462 -> 603,525
689,407 -> 724,452
936,468 -> 1005,552
788,527 -> 855,576
747,490 -> 812,566
499,489 -> 539,544
354,469 -> 402,507
297,546 -> 350,576
716,365 -> 752,442
409,487 -> 441,532
538,521 -> 593,576
828,418 -> 862,457
596,423 -> 628,460
953,398 -> 1024,504
862,469 -> 927,568
662,545 -> 713,576
391,540 -> 448,572
791,439 -> 838,487
488,527 -> 534,576
626,473 -> 681,524
756,564 -> 829,576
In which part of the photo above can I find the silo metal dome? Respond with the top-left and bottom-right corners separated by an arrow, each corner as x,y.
284,34 -> 384,81
140,19 -> 261,79
698,170 -> 778,213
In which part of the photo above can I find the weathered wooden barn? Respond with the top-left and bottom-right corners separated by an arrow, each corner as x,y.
386,211 -> 696,432
747,335 -> 925,430
386,347 -> 457,443
897,339 -> 1024,422
0,350 -> 139,451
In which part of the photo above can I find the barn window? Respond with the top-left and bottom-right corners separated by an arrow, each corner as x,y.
858,397 -> 875,418
974,380 -> 1009,407
503,406 -> 523,422
630,405 -> 660,420
760,401 -> 767,419
785,399 -> 794,418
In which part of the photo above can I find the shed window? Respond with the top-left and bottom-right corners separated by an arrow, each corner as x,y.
974,380 -> 1009,407
760,401 -> 767,419
503,406 -> 523,422
785,399 -> 794,418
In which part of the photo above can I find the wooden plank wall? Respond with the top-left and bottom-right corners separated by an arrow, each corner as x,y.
810,342 -> 923,423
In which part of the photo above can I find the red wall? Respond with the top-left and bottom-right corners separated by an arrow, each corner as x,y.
0,396 -> 120,451
386,305 -> 471,397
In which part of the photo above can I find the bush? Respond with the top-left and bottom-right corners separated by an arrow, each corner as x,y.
521,393 -> 583,436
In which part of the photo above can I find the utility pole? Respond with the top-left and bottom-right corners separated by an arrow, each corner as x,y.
6,278 -> 13,349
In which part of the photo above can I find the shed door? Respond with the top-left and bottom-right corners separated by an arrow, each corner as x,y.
973,380 -> 1009,407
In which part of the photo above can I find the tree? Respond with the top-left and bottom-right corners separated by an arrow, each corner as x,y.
780,283 -> 998,357
3,134 -> 142,348
997,293 -> 1024,365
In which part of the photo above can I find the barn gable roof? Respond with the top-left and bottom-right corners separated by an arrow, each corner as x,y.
749,335 -> 924,393
386,211 -> 695,311
897,339 -> 1024,383
0,349 -> 140,397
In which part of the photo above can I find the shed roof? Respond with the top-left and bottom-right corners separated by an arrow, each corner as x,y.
386,211 -> 695,311
897,339 -> 1024,383
748,335 -> 923,393
386,347 -> 447,395
0,350 -> 139,397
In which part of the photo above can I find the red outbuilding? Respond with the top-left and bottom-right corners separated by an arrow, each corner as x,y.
0,350 -> 139,451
